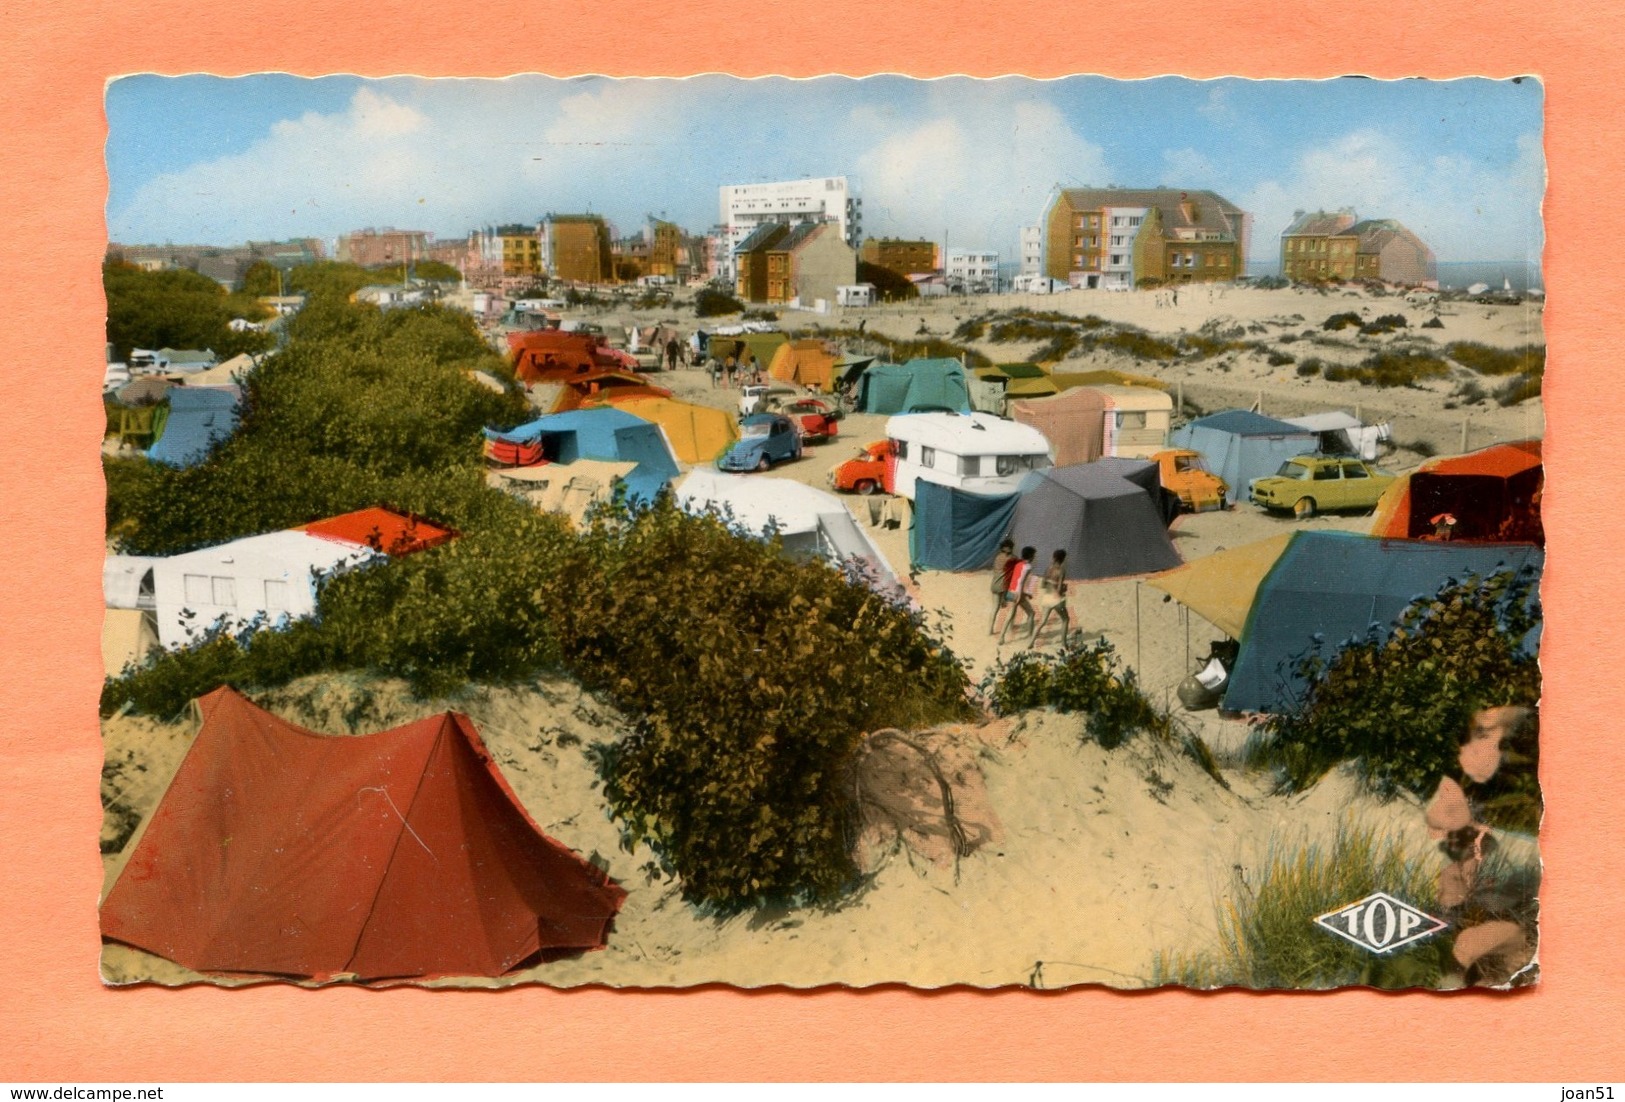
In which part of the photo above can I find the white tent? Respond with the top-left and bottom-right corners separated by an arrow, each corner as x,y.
676,470 -> 898,588
104,532 -> 380,650
1282,411 -> 1391,461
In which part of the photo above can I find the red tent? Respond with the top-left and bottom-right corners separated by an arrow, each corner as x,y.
300,507 -> 457,556
101,688 -> 627,983
1371,440 -> 1543,545
508,331 -> 620,384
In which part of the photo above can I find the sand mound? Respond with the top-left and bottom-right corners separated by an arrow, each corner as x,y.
100,674 -> 1449,990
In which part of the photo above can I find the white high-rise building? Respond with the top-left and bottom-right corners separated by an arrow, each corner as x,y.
1019,225 -> 1043,275
719,177 -> 862,278
946,249 -> 1000,293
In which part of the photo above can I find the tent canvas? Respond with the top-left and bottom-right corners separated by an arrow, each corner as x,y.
1146,533 -> 1294,639
101,687 -> 626,982
1005,462 -> 1182,580
768,339 -> 840,390
1370,440 -> 1543,545
483,408 -> 679,505
1282,411 -> 1391,461
1223,531 -> 1543,714
908,480 -> 1021,572
613,396 -> 739,465
148,386 -> 242,468
300,508 -> 457,556
1168,410 -> 1319,505
858,358 -> 971,414
676,470 -> 897,587
1009,388 -> 1109,466
102,607 -> 159,678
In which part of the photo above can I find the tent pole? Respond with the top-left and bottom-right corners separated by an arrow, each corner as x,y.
1461,414 -> 1470,453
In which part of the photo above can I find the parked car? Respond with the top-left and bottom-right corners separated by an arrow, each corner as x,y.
738,383 -> 796,417
1249,455 -> 1397,517
778,396 -> 841,442
718,413 -> 802,472
828,438 -> 895,495
1152,448 -> 1228,513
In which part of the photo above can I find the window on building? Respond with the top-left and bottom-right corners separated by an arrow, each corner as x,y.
1129,216 -> 1142,226
1074,253 -> 1084,265
1184,253 -> 1195,266
1111,236 -> 1124,246
1220,254 -> 1230,266
211,577 -> 236,607
1111,254 -> 1124,265
183,574 -> 210,606
1118,412 -> 1147,430
920,445 -> 936,468
959,455 -> 980,476
1075,215 -> 1086,228
1112,216 -> 1123,226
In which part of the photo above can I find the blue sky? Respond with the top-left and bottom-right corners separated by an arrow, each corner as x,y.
106,74 -> 1544,263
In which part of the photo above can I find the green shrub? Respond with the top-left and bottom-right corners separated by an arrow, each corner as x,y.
695,287 -> 745,317
1496,373 -> 1543,406
1250,569 -> 1541,808
1454,379 -> 1488,405
1422,316 -> 1445,329
1322,311 -> 1363,331
952,316 -> 988,341
1324,348 -> 1451,387
1154,826 -> 1445,989
1446,342 -> 1545,377
981,638 -> 1166,749
1268,350 -> 1296,367
1097,329 -> 1180,362
1400,438 -> 1438,458
1252,275 -> 1290,291
1359,313 -> 1409,335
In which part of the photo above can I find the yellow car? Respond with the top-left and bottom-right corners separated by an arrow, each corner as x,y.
1249,455 -> 1397,518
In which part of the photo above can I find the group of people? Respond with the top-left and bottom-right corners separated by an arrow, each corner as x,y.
989,539 -> 1073,648
707,351 -> 763,389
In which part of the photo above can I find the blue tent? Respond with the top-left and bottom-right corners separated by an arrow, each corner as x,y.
148,386 -> 242,468
858,358 -> 971,415
908,481 -> 1022,571
484,408 -> 679,505
1168,410 -> 1318,504
1223,531 -> 1543,714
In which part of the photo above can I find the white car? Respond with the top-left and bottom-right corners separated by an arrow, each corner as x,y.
738,383 -> 796,417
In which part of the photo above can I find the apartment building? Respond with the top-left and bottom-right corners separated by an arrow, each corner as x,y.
946,249 -> 1000,293
1019,226 -> 1043,275
860,238 -> 939,278
719,177 -> 862,278
336,228 -> 430,267
1281,210 -> 1436,287
1043,188 -> 1250,288
542,214 -> 614,284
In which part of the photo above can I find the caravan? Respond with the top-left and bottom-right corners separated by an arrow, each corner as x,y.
885,412 -> 1052,500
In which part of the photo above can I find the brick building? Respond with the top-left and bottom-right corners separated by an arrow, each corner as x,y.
543,214 -> 613,284
336,228 -> 430,268
859,237 -> 939,278
1042,188 -> 1250,288
1281,210 -> 1437,287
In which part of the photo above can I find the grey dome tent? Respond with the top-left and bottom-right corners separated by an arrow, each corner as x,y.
1005,461 -> 1182,581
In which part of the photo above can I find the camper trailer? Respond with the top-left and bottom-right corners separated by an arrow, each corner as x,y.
885,412 -> 1052,500
1093,385 -> 1174,459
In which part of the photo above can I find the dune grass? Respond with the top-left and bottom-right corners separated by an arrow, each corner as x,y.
1447,342 -> 1545,377
1152,824 -> 1445,990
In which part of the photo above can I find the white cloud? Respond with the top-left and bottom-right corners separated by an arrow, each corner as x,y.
1241,128 -> 1545,262
853,99 -> 1109,254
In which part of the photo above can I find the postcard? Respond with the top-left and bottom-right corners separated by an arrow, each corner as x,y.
95,73 -> 1544,991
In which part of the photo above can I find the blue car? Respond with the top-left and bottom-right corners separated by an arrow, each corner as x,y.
718,413 -> 803,472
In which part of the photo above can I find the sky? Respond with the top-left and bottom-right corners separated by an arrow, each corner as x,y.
105,74 -> 1544,264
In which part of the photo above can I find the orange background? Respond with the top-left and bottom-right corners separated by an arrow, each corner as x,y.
2,0 -> 1621,1081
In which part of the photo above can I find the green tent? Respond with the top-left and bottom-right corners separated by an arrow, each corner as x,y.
858,358 -> 971,414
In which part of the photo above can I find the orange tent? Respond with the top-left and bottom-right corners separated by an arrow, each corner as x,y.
101,688 -> 626,983
1370,440 -> 1543,545
300,507 -> 457,555
768,339 -> 840,390
509,331 -> 619,384
551,370 -> 672,413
